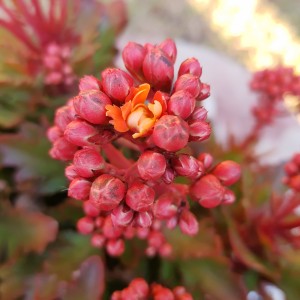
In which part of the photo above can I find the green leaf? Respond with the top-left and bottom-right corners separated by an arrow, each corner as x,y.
0,123 -> 66,195
179,258 -> 246,300
0,205 -> 58,259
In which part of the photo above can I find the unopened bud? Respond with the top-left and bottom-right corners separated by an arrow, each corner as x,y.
111,204 -> 134,227
91,233 -> 105,248
143,47 -> 174,91
106,239 -> 125,256
65,164 -> 78,181
73,90 -> 111,124
190,174 -> 225,208
54,105 -> 76,131
178,57 -> 202,77
79,75 -> 101,92
198,82 -> 210,100
101,68 -> 133,102
130,278 -> 149,298
122,42 -> 146,80
179,210 -> 199,236
174,74 -> 201,98
68,178 -> 91,201
159,38 -> 177,63
162,167 -> 176,184
137,151 -> 166,180
172,154 -> 204,179
47,126 -> 62,142
90,174 -> 126,211
77,217 -> 94,234
136,211 -> 153,228
64,120 -> 101,147
189,120 -> 211,142
153,193 -> 177,219
197,153 -> 213,169
83,200 -> 100,217
126,182 -> 155,212
168,90 -> 196,119
152,115 -> 189,152
212,160 -> 241,186
222,189 -> 236,205
73,148 -> 105,178
289,175 -> 300,191
189,106 -> 208,121
49,137 -> 78,161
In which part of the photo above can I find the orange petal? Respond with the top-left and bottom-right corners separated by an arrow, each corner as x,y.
153,91 -> 167,113
132,117 -> 155,138
121,101 -> 132,120
148,100 -> 162,118
105,104 -> 129,132
132,83 -> 150,107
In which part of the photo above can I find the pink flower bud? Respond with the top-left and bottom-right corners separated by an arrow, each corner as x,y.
94,216 -> 104,228
83,200 -> 100,217
64,120 -> 101,147
68,178 -> 91,201
190,174 -> 225,208
77,217 -> 94,235
178,57 -> 202,77
79,75 -> 101,92
65,164 -> 78,181
222,189 -> 236,205
162,167 -> 176,184
179,210 -> 199,236
159,243 -> 172,257
90,174 -> 126,211
143,47 -> 174,91
73,90 -> 111,124
49,137 -> 78,161
198,82 -> 210,100
152,284 -> 174,300
136,211 -> 153,228
122,42 -> 146,79
153,193 -> 177,219
285,162 -> 299,176
152,115 -> 189,152
73,148 -> 105,178
159,38 -> 177,63
166,216 -> 178,229
172,154 -> 204,179
197,153 -> 213,169
212,160 -> 241,186
148,231 -> 164,248
47,126 -> 62,142
54,105 -> 76,131
91,233 -> 105,248
289,175 -> 300,191
130,278 -> 149,298
189,120 -> 211,142
189,106 -> 208,121
101,68 -> 133,102
137,151 -> 166,180
167,90 -> 196,119
106,239 -> 125,256
111,291 -> 122,300
126,182 -> 155,212
111,204 -> 134,227
174,74 -> 201,98
102,217 -> 123,239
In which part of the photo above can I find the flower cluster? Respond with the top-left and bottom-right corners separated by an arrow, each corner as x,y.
283,153 -> 300,192
48,39 -> 241,256
111,278 -> 193,300
250,66 -> 300,125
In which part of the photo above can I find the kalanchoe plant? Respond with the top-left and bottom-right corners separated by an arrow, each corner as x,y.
47,38 -> 241,262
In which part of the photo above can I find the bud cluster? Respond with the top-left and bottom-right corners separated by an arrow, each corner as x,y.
283,153 -> 300,192
43,43 -> 76,88
250,66 -> 300,125
48,39 -> 241,256
111,278 -> 193,300
190,153 -> 241,208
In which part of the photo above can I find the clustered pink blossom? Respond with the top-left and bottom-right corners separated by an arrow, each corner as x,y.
111,277 -> 193,300
250,66 -> 300,125
48,38 -> 241,256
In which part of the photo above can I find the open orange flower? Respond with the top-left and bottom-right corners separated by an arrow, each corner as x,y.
106,83 -> 166,138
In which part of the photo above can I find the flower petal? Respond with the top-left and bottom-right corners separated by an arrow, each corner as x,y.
105,104 -> 129,132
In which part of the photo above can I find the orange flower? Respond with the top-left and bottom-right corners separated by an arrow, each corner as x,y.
106,83 -> 166,138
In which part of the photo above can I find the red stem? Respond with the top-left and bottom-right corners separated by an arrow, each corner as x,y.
102,143 -> 133,169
